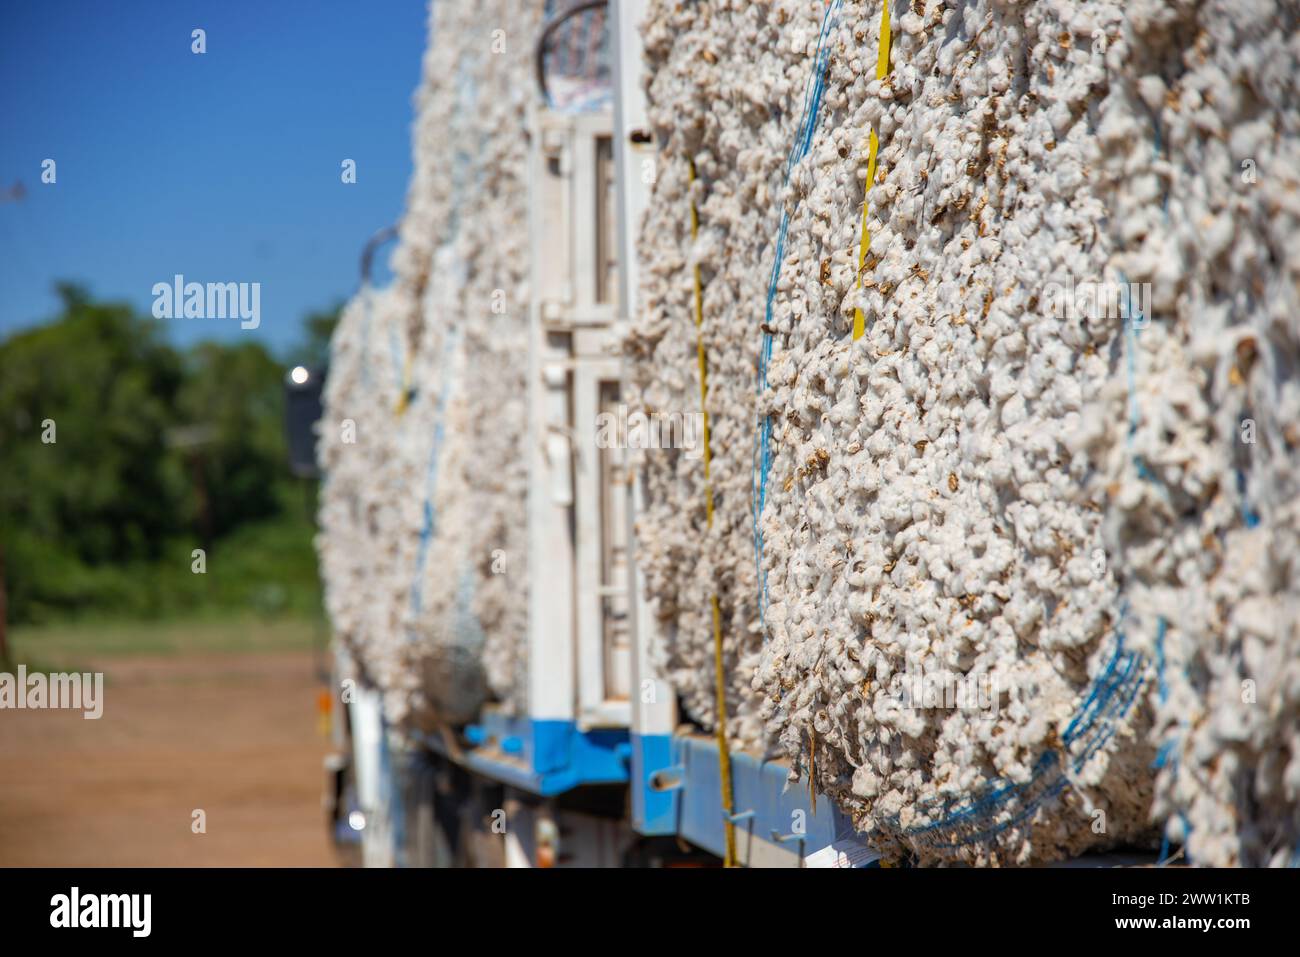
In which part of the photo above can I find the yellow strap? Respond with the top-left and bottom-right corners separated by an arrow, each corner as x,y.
689,157 -> 737,867
394,353 -> 413,417
852,0 -> 893,340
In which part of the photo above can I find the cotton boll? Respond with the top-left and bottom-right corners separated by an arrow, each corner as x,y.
317,0 -> 541,729
640,0 -> 1300,866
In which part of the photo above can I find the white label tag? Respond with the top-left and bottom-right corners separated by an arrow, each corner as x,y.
805,839 -> 881,869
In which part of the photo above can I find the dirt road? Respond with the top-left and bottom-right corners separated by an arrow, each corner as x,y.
0,650 -> 339,866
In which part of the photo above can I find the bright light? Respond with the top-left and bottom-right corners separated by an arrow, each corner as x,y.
348,811 -> 366,831
290,366 -> 310,385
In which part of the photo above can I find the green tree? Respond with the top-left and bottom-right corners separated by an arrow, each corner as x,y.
0,284 -> 187,620
174,340 -> 289,542
0,285 -> 338,626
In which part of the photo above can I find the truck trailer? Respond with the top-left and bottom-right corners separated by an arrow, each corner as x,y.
307,0 -> 1300,868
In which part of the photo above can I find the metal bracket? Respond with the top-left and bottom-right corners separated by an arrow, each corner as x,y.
722,809 -> 755,824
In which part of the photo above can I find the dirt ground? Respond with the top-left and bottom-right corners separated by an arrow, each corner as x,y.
0,650 -> 340,866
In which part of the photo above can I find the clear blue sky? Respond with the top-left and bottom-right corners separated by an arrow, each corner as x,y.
0,0 -> 428,355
